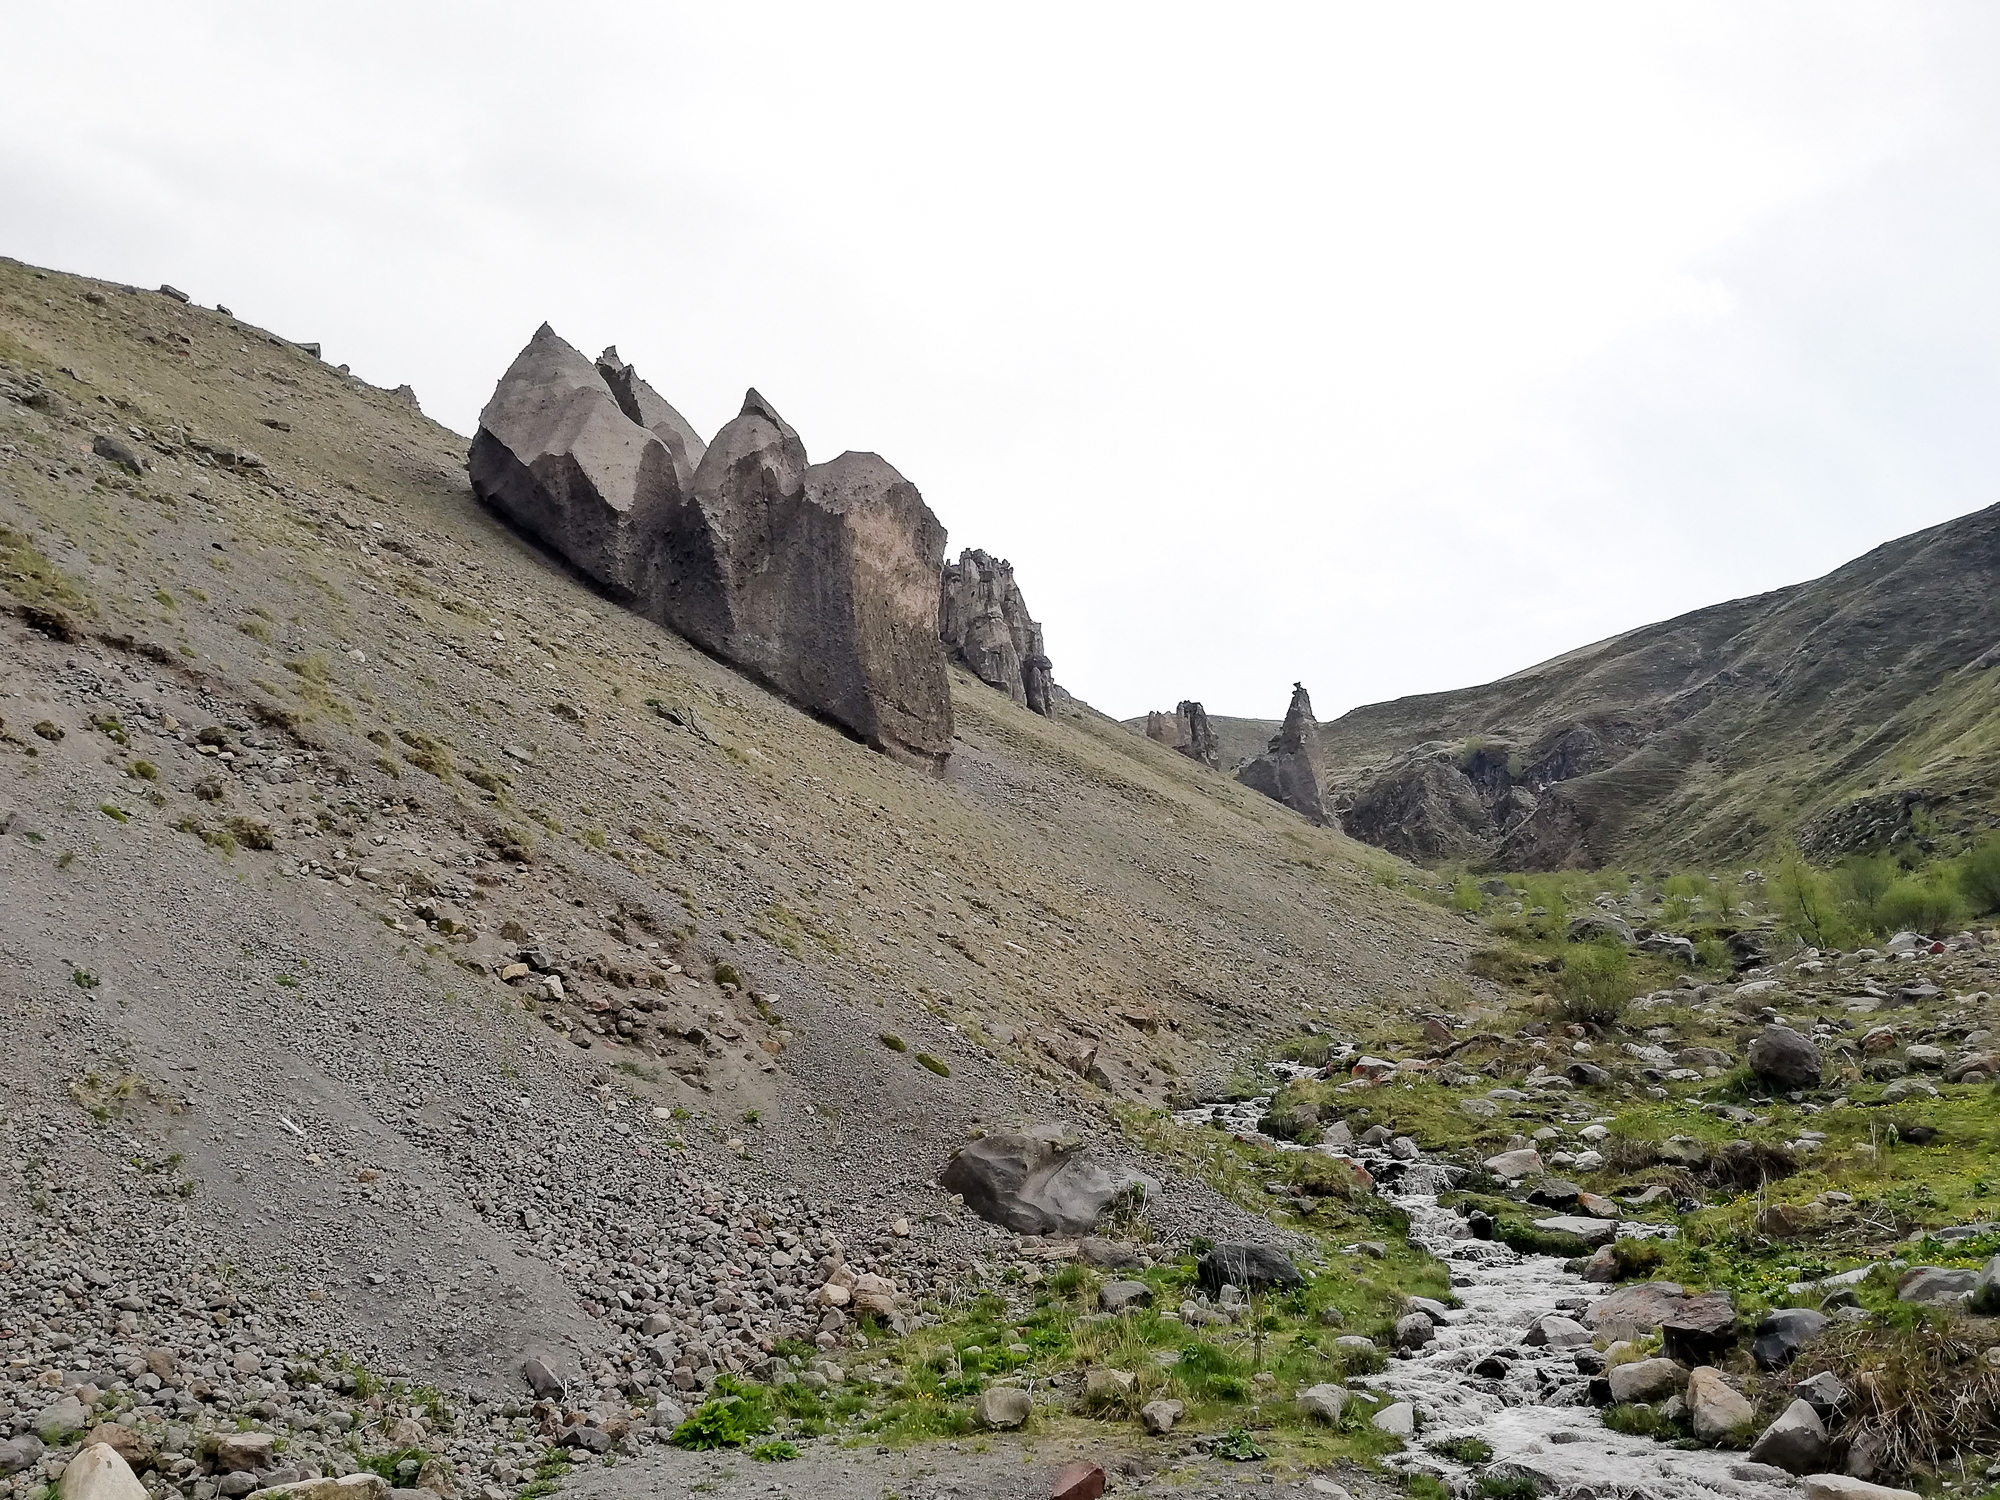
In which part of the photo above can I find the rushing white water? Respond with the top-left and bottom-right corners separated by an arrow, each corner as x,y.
1175,1066 -> 1802,1500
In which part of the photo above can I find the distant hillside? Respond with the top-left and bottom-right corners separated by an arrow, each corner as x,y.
1306,504 -> 2000,869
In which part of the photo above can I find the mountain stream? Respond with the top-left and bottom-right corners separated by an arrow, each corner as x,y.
1174,1062 -> 1801,1499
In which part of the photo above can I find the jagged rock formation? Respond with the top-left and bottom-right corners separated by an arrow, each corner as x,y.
1236,683 -> 1328,824
1143,701 -> 1219,768
1304,501 -> 2000,869
470,325 -> 952,769
939,549 -> 1054,715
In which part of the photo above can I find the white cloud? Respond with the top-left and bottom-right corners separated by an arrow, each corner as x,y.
3,1 -> 1993,720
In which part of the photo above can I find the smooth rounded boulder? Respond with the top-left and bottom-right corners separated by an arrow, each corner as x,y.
1747,1026 -> 1822,1091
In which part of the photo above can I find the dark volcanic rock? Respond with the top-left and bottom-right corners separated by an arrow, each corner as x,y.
938,1131 -> 1158,1236
1751,1307 -> 1827,1369
938,548 -> 1054,715
1237,683 -> 1328,824
470,327 -> 953,768
1144,701 -> 1219,768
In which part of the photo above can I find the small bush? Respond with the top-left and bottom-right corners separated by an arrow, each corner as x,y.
879,1032 -> 907,1052
1450,879 -> 1483,913
917,1053 -> 951,1077
749,1440 -> 798,1462
713,961 -> 743,988
1554,942 -> 1633,1024
225,816 -> 275,851
128,760 -> 158,780
1959,836 -> 2000,917
1876,873 -> 1965,936
670,1379 -> 772,1451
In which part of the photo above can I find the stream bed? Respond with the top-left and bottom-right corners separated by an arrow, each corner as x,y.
1175,1065 -> 1801,1499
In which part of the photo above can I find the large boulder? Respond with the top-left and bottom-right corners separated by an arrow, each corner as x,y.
1897,1265 -> 1978,1306
939,549 -> 1054,715
939,1131 -> 1157,1236
471,331 -> 953,769
1567,912 -> 1636,946
1585,1281 -> 1690,1342
1196,1242 -> 1303,1294
1237,684 -> 1328,824
973,1386 -> 1031,1429
1687,1367 -> 1755,1442
1752,1308 -> 1829,1369
469,324 -> 681,601
1606,1357 -> 1686,1405
58,1446 -> 146,1500
1748,1026 -> 1822,1091
1748,1398 -> 1831,1474
1660,1290 -> 1738,1363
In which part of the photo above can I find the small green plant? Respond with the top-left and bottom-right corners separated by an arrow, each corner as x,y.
713,962 -> 743,988
1960,835 -> 2000,917
127,759 -> 158,780
1214,1428 -> 1266,1462
1430,1437 -> 1494,1463
72,969 -> 99,990
748,1440 -> 798,1462
670,1379 -> 772,1451
879,1032 -> 907,1052
916,1053 -> 951,1077
99,803 -> 129,823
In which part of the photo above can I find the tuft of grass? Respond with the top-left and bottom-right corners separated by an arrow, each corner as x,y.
879,1032 -> 907,1052
916,1053 -> 951,1077
128,760 -> 158,781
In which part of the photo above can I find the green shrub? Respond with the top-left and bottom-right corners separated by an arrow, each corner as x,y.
1959,836 -> 2000,917
749,1440 -> 798,1462
878,1032 -> 907,1052
1430,1437 -> 1494,1463
916,1053 -> 950,1077
670,1379 -> 772,1450
1876,873 -> 1965,936
1553,942 -> 1633,1024
1450,880 -> 1483,913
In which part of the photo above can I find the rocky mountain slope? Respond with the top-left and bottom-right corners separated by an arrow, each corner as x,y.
0,257 -> 1470,1497
1195,508 -> 2000,871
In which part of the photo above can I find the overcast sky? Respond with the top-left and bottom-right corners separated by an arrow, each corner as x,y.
7,3 -> 1998,721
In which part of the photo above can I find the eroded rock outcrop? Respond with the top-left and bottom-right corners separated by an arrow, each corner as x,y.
939,549 -> 1054,715
471,327 -> 952,769
1236,683 -> 1328,823
938,1130 -> 1157,1235
1144,701 -> 1219,768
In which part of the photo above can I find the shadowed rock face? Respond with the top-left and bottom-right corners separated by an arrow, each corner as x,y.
1236,683 -> 1328,824
471,328 -> 953,769
1144,701 -> 1219,769
939,549 -> 1054,715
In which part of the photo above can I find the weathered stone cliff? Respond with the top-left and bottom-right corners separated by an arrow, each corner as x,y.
1236,683 -> 1328,824
470,326 -> 953,769
939,548 -> 1054,715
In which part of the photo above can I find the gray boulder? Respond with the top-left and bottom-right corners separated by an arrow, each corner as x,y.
1567,912 -> 1636,946
1393,1312 -> 1435,1349
1607,1357 -> 1687,1405
1140,1398 -> 1183,1435
1298,1384 -> 1348,1423
1585,1281 -> 1690,1342
1752,1307 -> 1828,1369
973,1386 -> 1031,1429
1748,1398 -> 1830,1474
1686,1367 -> 1755,1442
0,1436 -> 44,1476
1970,1253 -> 2000,1314
1897,1265 -> 1978,1306
1747,1026 -> 1822,1091
1236,684 -> 1328,824
1197,1242 -> 1302,1294
1099,1280 -> 1153,1313
939,1131 -> 1157,1236
1484,1147 -> 1545,1180
471,328 -> 954,769
939,549 -> 1054,716
1795,1371 -> 1849,1422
